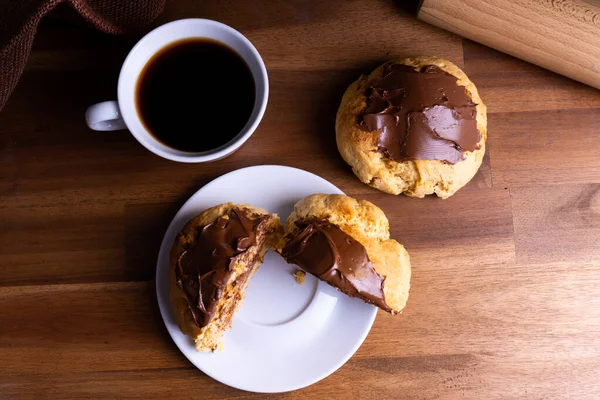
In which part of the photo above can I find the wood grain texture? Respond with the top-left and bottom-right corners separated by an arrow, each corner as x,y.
418,0 -> 600,88
1,0 -> 600,398
462,41 -> 600,113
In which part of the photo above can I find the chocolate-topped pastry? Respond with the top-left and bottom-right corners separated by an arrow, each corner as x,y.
175,209 -> 264,328
282,218 -> 391,311
170,203 -> 283,352
362,64 -> 480,164
336,56 -> 487,198
280,194 -> 411,314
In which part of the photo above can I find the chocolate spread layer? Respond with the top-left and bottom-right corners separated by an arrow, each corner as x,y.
281,218 -> 391,311
361,63 -> 481,164
175,208 -> 265,328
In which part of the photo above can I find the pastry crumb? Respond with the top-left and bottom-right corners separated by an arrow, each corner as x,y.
293,270 -> 306,285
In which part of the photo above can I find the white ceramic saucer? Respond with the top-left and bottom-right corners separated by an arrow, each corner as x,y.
156,165 -> 377,393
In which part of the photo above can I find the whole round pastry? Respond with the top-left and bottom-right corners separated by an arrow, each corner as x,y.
336,56 -> 487,199
280,194 -> 411,314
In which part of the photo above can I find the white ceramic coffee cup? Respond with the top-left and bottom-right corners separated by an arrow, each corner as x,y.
85,19 -> 268,163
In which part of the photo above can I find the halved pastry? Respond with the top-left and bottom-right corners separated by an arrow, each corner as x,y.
169,203 -> 283,352
280,194 -> 411,314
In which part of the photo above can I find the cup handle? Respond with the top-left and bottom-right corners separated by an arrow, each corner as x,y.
85,101 -> 127,131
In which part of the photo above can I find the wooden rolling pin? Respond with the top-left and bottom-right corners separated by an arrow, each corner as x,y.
411,0 -> 600,89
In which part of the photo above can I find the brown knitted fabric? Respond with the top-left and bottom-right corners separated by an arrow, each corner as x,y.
0,0 -> 166,111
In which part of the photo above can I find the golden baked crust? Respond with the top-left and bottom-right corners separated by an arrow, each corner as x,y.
169,203 -> 283,351
282,194 -> 411,313
335,56 -> 487,199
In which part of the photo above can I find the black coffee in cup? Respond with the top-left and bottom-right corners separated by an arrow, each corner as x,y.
135,38 -> 255,152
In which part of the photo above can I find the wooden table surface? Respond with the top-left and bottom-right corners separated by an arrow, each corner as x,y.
2,1 -> 600,398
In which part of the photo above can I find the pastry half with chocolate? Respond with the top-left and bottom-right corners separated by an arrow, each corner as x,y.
279,194 -> 411,314
336,56 -> 487,198
169,203 -> 283,352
